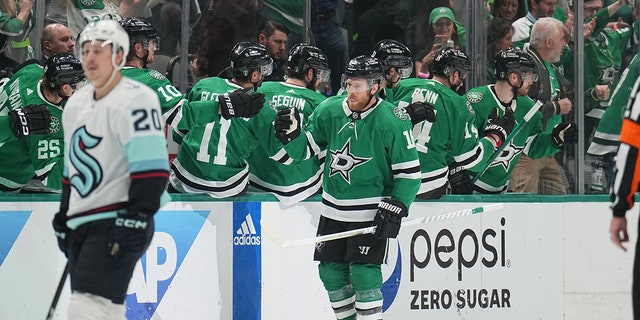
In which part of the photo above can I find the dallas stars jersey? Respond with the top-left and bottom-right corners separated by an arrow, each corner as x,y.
285,96 -> 421,222
121,67 -> 186,122
466,85 -> 560,193
62,78 -> 170,229
584,8 -> 631,119
171,79 -> 291,198
248,81 -> 326,205
388,78 -> 495,195
67,0 -> 120,39
588,52 -> 640,156
0,62 -> 43,115
0,80 -> 64,191
188,77 -> 238,103
261,0 -> 303,35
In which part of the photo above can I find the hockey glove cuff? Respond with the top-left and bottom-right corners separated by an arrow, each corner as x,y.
373,198 -> 408,239
274,107 -> 301,145
404,101 -> 436,126
9,104 -> 52,138
52,212 -> 70,257
110,212 -> 154,259
483,107 -> 515,146
448,163 -> 473,194
218,87 -> 265,119
552,121 -> 578,149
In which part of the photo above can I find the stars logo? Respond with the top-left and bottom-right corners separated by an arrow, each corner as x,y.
491,142 -> 524,171
466,91 -> 483,104
329,138 -> 371,184
148,69 -> 166,80
393,106 -> 409,120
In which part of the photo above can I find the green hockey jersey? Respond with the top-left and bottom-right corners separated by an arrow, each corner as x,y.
171,78 -> 291,198
121,66 -> 186,121
387,78 -> 496,195
248,81 -> 326,205
284,95 -> 421,222
466,85 -> 561,193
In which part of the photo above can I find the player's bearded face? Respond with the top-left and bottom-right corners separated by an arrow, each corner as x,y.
345,78 -> 375,111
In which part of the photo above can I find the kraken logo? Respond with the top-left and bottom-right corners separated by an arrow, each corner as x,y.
69,126 -> 103,197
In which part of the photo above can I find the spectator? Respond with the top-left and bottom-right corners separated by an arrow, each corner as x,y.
487,18 -> 514,84
0,0 -> 33,70
491,0 -> 526,23
248,44 -> 329,204
351,0 -> 403,57
66,0 -> 147,37
510,17 -> 575,195
39,23 -> 74,65
413,7 -> 464,81
258,19 -> 289,82
512,0 -> 574,50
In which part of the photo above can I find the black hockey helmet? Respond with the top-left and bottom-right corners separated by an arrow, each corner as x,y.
287,43 -> 330,82
44,53 -> 84,88
344,55 -> 384,81
371,39 -> 413,78
229,41 -> 273,77
431,47 -> 471,77
119,17 -> 158,51
494,47 -> 537,80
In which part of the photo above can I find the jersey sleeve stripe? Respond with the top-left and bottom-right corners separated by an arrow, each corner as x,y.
131,171 -> 170,180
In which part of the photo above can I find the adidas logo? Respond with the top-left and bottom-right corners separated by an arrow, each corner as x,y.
286,89 -> 296,94
233,213 -> 261,246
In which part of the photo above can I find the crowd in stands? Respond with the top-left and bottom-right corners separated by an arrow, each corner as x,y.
2,0 -> 639,198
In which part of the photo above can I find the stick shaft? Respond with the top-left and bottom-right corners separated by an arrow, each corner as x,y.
46,262 -> 69,320
281,203 -> 504,247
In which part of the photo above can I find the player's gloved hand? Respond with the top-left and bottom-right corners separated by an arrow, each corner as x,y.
274,107 -> 301,145
448,163 -> 473,194
484,107 -> 515,147
109,212 -> 154,260
9,104 -> 51,138
373,198 -> 408,239
404,101 -> 436,126
52,212 -> 70,257
218,87 -> 265,119
552,121 -> 578,149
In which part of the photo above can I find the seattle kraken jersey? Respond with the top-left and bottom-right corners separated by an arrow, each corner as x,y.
589,52 -> 640,156
0,80 -> 64,191
248,81 -> 326,205
62,78 -> 170,229
388,78 -> 495,195
121,66 -> 186,122
171,79 -> 292,198
286,96 -> 421,222
466,85 -> 560,193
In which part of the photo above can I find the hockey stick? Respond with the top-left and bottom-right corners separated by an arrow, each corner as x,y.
471,100 -> 544,184
268,203 -> 503,248
45,261 -> 70,320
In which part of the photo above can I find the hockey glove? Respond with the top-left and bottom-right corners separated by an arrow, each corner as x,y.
274,107 -> 301,145
109,212 -> 154,260
218,87 -> 265,119
373,198 -> 408,239
552,121 -> 578,149
9,104 -> 51,138
404,101 -> 436,126
448,163 -> 473,194
52,212 -> 70,257
484,107 -> 515,147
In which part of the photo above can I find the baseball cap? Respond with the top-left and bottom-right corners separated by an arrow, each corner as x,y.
429,7 -> 455,24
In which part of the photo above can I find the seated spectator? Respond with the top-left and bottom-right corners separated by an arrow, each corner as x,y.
487,18 -> 514,84
491,0 -> 526,23
258,19 -> 289,82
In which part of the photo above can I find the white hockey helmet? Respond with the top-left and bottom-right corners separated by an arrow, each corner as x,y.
77,19 -> 130,69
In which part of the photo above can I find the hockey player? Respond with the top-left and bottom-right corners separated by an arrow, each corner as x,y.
387,47 -> 515,198
170,41 -> 291,197
274,56 -> 421,320
0,53 -> 83,192
247,43 -> 329,204
51,19 -> 169,318
466,48 -> 577,193
370,39 -> 414,102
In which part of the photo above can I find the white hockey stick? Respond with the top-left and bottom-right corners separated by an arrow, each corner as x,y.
267,203 -> 504,248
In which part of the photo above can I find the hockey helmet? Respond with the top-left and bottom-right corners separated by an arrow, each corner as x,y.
229,42 -> 273,77
119,17 -> 159,52
77,19 -> 129,68
44,53 -> 85,88
494,47 -> 538,81
341,55 -> 384,92
287,43 -> 330,83
371,39 -> 413,79
431,47 -> 470,77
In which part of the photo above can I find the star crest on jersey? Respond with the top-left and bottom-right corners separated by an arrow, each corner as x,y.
148,69 -> 166,80
329,138 -> 371,184
490,142 -> 524,171
80,0 -> 96,6
393,106 -> 409,120
50,116 -> 61,134
467,91 -> 483,104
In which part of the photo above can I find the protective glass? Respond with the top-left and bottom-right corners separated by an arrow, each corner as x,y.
520,71 -> 538,82
397,65 -> 413,79
259,59 -> 274,76
341,75 -> 375,93
316,68 -> 331,83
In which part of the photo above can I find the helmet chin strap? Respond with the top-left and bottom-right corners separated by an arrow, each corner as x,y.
506,74 -> 524,100
132,50 -> 149,68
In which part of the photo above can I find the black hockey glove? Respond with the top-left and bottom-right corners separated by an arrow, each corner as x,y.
218,87 -> 265,119
109,212 -> 154,260
404,101 -> 436,126
52,212 -> 70,257
274,107 -> 301,145
9,104 -> 51,138
448,163 -> 473,194
484,107 -> 515,147
373,198 -> 408,239
552,121 -> 578,149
